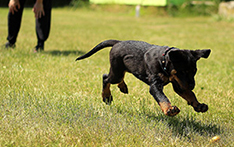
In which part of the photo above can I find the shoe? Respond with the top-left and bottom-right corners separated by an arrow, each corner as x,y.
4,42 -> 15,49
33,45 -> 44,53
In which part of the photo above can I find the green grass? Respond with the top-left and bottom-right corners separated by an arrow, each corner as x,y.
0,7 -> 234,146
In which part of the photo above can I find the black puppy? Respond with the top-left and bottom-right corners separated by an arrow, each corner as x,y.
76,40 -> 211,116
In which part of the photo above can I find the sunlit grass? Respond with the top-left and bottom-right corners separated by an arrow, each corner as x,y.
0,7 -> 233,146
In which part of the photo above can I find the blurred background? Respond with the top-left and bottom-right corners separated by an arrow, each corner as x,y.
0,0 -> 234,18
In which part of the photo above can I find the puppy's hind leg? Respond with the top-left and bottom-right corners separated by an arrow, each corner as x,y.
102,66 -> 126,104
102,74 -> 113,105
118,80 -> 128,94
117,74 -> 128,94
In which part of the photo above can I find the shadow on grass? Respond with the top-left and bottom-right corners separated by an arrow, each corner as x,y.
43,50 -> 85,56
147,113 -> 221,139
116,105 -> 221,140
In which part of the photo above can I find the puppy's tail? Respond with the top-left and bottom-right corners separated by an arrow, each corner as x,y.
76,40 -> 121,61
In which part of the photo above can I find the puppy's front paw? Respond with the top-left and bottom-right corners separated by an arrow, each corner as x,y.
194,103 -> 208,113
165,106 -> 180,117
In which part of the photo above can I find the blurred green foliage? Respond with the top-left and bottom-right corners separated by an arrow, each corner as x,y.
0,0 -> 229,16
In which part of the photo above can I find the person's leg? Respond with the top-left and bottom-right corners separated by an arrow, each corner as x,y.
34,0 -> 52,51
6,0 -> 26,48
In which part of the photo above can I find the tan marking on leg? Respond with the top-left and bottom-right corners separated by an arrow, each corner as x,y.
159,102 -> 180,116
180,90 -> 200,108
180,90 -> 208,112
159,102 -> 172,114
117,80 -> 125,89
117,80 -> 128,94
102,83 -> 111,98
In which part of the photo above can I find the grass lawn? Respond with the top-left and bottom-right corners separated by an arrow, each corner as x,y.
0,7 -> 233,146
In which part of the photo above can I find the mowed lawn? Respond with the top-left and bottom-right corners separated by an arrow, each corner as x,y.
0,7 -> 233,146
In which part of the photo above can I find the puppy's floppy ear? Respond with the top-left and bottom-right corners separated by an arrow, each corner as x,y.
191,49 -> 211,60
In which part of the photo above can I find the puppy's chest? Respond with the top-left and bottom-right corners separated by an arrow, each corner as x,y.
158,73 -> 170,84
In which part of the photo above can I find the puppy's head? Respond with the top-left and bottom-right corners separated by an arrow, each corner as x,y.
168,49 -> 211,92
